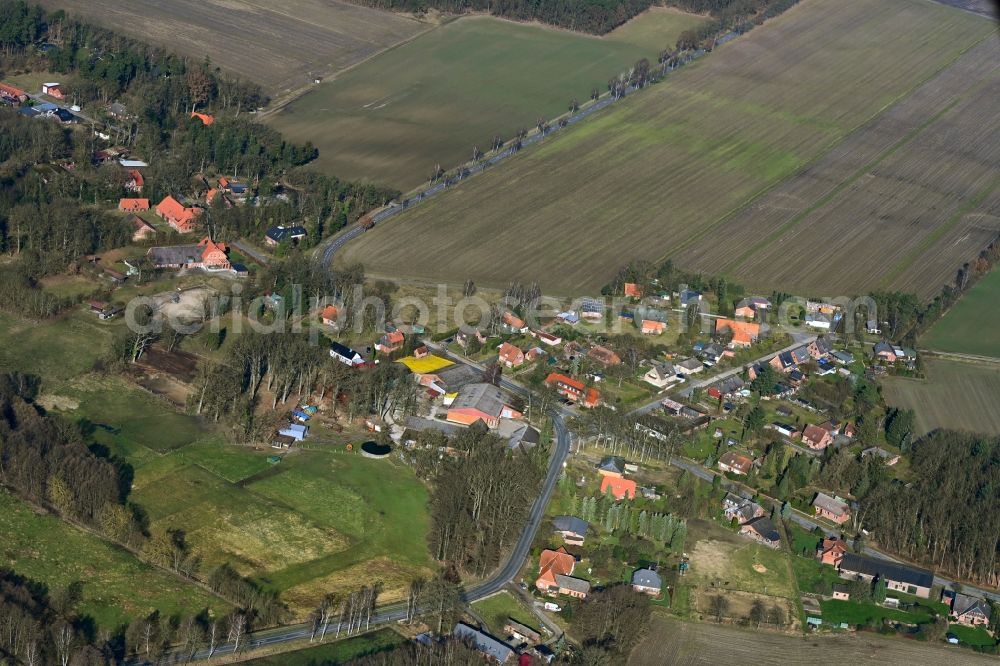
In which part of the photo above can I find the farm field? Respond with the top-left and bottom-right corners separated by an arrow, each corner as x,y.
340,0 -> 999,297
921,267 -> 1000,357
0,489 -> 230,630
628,614 -> 999,665
36,0 -> 427,93
882,357 -> 1000,435
267,12 -> 705,190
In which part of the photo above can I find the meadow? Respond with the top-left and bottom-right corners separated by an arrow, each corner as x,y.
921,267 -> 1000,357
267,11 -> 705,190
242,629 -> 405,665
340,0 -> 998,297
882,357 -> 1000,436
36,0 -> 427,93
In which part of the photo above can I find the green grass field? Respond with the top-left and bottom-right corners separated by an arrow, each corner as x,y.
242,629 -> 405,665
818,598 -> 939,626
472,591 -> 539,635
341,0 -> 998,297
0,490 -> 230,629
268,11 -> 705,190
921,267 -> 1000,357
882,357 -> 1000,436
948,623 -> 997,647
0,311 -> 116,383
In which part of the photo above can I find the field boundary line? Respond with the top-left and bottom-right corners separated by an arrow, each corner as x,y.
917,349 -> 1000,366
661,30 -> 996,268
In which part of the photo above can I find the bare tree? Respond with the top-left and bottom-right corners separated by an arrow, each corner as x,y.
227,612 -> 247,653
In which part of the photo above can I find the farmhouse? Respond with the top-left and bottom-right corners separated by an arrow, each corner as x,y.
536,547 -> 582,596
801,423 -> 833,450
631,568 -> 662,596
129,215 -> 156,241
497,342 -> 525,368
816,537 -> 847,567
600,475 -> 636,500
147,237 -> 230,270
545,373 -> 599,408
265,225 -> 308,246
718,451 -> 753,476
943,591 -> 991,627
813,493 -> 851,525
330,341 -> 366,367
722,492 -> 765,524
421,363 -> 482,394
156,195 -> 202,233
739,517 -> 780,549
552,516 -> 588,546
446,382 -> 521,428
118,198 -> 149,212
375,330 -> 404,353
452,623 -> 514,664
0,82 -> 27,102
838,553 -> 934,599
715,318 -> 761,347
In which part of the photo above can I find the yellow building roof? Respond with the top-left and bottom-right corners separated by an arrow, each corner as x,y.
397,354 -> 454,374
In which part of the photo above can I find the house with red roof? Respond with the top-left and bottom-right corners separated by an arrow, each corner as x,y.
801,423 -> 833,450
600,475 -> 637,500
715,319 -> 761,348
718,451 -> 753,476
624,282 -> 642,298
147,237 -> 230,270
640,320 -> 666,335
535,547 -> 589,598
376,330 -> 405,354
498,342 -> 525,368
320,305 -> 339,327
119,198 -> 149,212
816,537 -> 847,567
0,82 -> 28,102
156,195 -> 202,233
545,373 -> 599,408
125,169 -> 144,193
191,111 -> 214,126
501,311 -> 528,334
587,345 -> 621,367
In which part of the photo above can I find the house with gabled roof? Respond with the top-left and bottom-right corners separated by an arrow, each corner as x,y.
715,318 -> 761,348
156,195 -> 201,233
631,568 -> 662,595
838,553 -> 933,599
129,214 -> 156,241
801,423 -> 833,450
813,492 -> 850,524
119,198 -> 149,212
718,451 -> 753,476
498,342 -> 526,368
536,547 -> 580,596
147,237 -> 230,270
453,623 -> 514,663
501,311 -> 528,334
552,516 -> 588,546
873,341 -> 897,363
943,591 -> 992,627
816,537 -> 848,567
545,373 -> 599,408
320,304 -> 339,327
644,362 -> 679,389
600,475 -> 636,500
265,225 -> 307,246
376,329 -> 404,354
446,383 -> 521,428
588,344 -> 621,367
740,516 -> 780,548
722,492 -> 765,524
640,319 -> 666,335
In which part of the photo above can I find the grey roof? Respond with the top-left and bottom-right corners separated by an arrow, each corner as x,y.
453,623 -> 514,663
874,341 -> 894,354
812,337 -> 833,355
504,618 -> 540,641
840,553 -> 934,589
744,516 -> 780,543
598,456 -> 626,474
677,358 -> 702,371
434,363 -> 483,391
265,225 -> 307,243
831,350 -> 855,363
647,362 -> 676,380
813,492 -> 849,517
631,568 -> 662,590
552,515 -> 588,537
953,593 -> 991,620
148,244 -> 205,266
723,492 -> 763,522
452,383 -> 505,419
554,574 -> 591,594
507,424 -> 540,450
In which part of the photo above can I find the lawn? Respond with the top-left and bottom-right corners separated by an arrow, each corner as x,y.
341,0 -> 998,298
818,598 -> 937,626
948,623 -> 997,647
921,267 -> 1000,358
0,490 -> 230,629
242,629 -> 405,665
268,12 -> 703,190
882,357 -> 1000,436
472,591 -> 539,635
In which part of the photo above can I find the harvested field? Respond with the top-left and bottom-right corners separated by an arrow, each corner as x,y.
882,357 -> 1000,435
269,12 -> 704,190
37,0 -> 426,93
340,0 -> 998,297
628,614 -> 999,665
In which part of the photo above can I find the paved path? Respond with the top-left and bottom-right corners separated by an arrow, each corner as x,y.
232,239 -> 270,265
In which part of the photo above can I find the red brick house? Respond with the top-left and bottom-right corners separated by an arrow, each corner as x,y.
498,342 -> 525,368
320,305 -> 339,327
376,330 -> 404,353
816,537 -> 847,567
119,198 -> 149,212
156,195 -> 202,233
588,345 -> 621,367
536,547 -> 588,597
600,475 -> 636,500
545,373 -> 599,408
813,493 -> 850,525
640,319 -> 665,335
801,423 -> 833,450
147,237 -> 230,270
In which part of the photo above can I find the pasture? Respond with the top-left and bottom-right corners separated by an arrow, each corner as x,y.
628,615 -> 999,665
921,267 -> 1000,357
340,0 -> 998,298
267,12 -> 705,190
36,0 -> 427,92
0,490 -> 230,629
882,357 -> 1000,435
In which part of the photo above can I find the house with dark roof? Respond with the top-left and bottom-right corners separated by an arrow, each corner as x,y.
453,623 -> 514,663
329,341 -> 365,367
552,516 -> 588,545
643,362 -> 679,389
631,568 -> 662,595
943,591 -> 992,627
554,574 -> 591,598
264,225 -> 307,246
597,455 -> 627,477
838,553 -> 934,598
506,423 -> 540,452
503,618 -> 541,645
722,492 -> 765,524
147,237 -> 230,270
446,383 -> 521,428
813,493 -> 850,524
739,516 -> 780,549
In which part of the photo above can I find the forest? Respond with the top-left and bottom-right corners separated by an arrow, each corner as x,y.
350,0 -> 798,36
